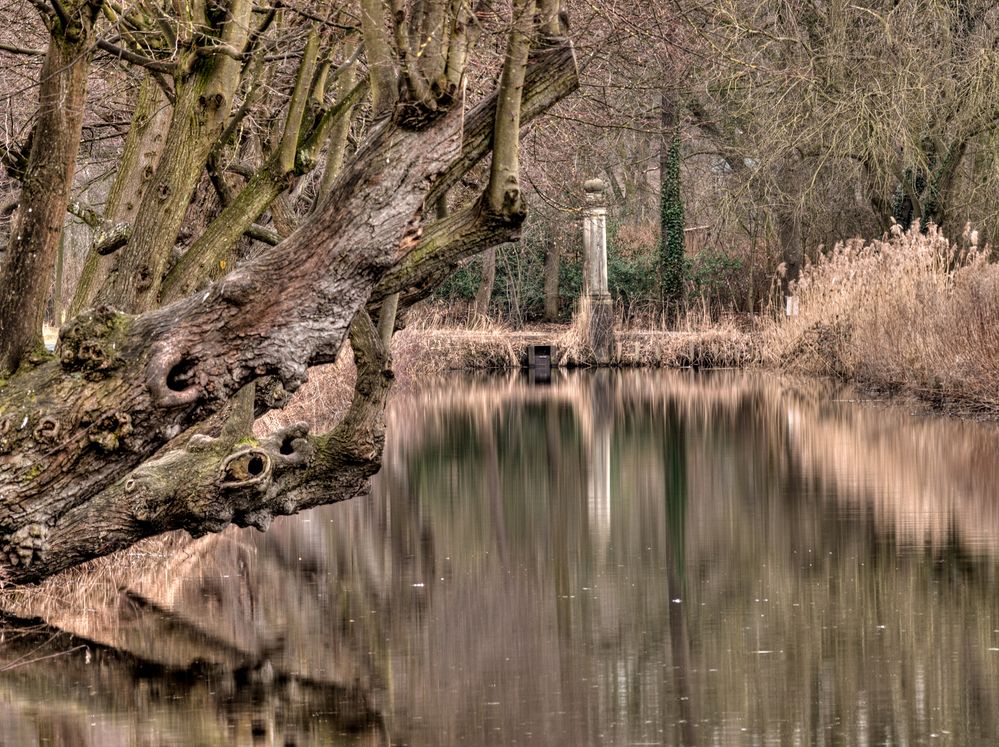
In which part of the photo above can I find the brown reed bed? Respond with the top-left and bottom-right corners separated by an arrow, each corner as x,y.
761,223 -> 999,416
253,310 -> 757,431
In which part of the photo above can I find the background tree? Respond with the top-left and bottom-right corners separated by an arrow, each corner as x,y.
686,0 -> 999,275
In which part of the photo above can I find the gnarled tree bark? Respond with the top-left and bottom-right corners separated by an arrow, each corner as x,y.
0,34 -> 579,584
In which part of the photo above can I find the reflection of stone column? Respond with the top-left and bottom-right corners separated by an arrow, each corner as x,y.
585,370 -> 614,561
587,421 -> 612,557
581,178 -> 614,363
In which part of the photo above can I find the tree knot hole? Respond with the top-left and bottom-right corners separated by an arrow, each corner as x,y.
248,455 -> 265,475
147,344 -> 202,407
32,416 -> 60,444
166,357 -> 198,393
219,447 -> 272,489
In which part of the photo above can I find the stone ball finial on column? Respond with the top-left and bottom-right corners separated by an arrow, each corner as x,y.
583,178 -> 608,207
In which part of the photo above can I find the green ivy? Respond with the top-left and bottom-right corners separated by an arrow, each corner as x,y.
435,262 -> 481,301
659,129 -> 685,309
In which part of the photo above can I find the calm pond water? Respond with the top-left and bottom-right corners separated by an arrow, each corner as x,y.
4,369 -> 999,745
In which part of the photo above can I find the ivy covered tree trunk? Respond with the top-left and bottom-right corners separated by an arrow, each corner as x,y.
891,141 -> 968,233
659,92 -> 684,318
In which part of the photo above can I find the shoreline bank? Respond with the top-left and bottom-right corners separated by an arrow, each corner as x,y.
385,321 -> 999,423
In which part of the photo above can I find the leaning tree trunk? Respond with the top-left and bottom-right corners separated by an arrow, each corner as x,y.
0,1 -> 100,374
0,112 -> 464,582
0,33 -> 578,585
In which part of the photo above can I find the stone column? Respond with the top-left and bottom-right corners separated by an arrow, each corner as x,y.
581,178 -> 614,363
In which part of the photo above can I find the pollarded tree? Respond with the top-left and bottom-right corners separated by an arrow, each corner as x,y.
0,0 -> 578,584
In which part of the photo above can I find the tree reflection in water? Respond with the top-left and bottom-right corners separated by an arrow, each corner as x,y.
5,369 -> 999,745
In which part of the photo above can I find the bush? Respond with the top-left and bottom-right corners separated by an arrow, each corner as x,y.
687,249 -> 746,310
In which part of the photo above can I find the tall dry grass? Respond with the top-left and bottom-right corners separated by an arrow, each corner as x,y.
762,223 -> 999,413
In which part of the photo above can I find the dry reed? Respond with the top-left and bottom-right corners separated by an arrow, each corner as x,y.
762,223 -> 999,414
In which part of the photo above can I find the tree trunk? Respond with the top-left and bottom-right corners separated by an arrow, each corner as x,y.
158,160 -> 292,302
923,140 -> 967,231
94,0 -> 253,313
777,209 -> 803,298
473,247 -> 497,319
160,36 -> 354,304
543,231 -> 561,322
775,155 -> 804,299
369,43 -> 578,312
0,112 -> 465,583
70,76 -> 172,315
0,3 -> 99,373
52,233 -> 65,326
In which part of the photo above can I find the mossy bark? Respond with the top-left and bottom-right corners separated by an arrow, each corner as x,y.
160,37 -> 358,303
70,76 -> 172,316
94,0 -> 253,313
158,164 -> 290,302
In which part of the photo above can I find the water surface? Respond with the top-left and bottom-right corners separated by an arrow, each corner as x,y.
4,370 -> 999,745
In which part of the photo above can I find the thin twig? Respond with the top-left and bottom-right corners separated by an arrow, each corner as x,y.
96,39 -> 176,73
